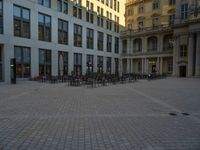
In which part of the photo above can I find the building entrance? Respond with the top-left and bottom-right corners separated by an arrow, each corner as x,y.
179,66 -> 186,77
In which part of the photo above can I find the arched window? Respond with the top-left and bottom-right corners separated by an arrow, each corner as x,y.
147,36 -> 157,51
163,34 -> 173,51
133,38 -> 142,52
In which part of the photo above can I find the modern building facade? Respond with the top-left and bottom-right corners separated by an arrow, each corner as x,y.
121,0 -> 200,78
173,0 -> 200,77
121,0 -> 175,75
0,0 -> 125,82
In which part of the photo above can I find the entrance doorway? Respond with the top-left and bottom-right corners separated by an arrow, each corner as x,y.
0,46 -> 2,81
179,66 -> 186,77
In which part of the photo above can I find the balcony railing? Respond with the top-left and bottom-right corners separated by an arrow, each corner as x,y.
121,24 -> 171,37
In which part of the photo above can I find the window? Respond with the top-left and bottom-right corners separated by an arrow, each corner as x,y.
63,1 -> 68,14
13,5 -> 30,38
117,1 -> 119,12
107,34 -> 112,52
169,0 -> 176,5
0,0 -> 3,34
148,37 -> 157,51
181,4 -> 188,20
97,31 -> 104,51
74,53 -> 82,76
152,2 -> 160,9
86,1 -> 93,23
114,0 -> 117,11
38,13 -> 51,42
152,17 -> 159,28
14,46 -> 31,78
86,54 -> 94,73
58,51 -> 68,76
115,37 -> 119,54
106,57 -> 112,73
97,56 -> 103,73
39,49 -> 51,76
180,45 -> 187,57
73,1 -> 82,19
74,24 -> 82,47
138,6 -> 144,13
57,0 -> 62,12
58,19 -> 68,45
138,21 -> 143,30
110,0 -> 113,8
87,28 -> 94,49
169,14 -> 175,25
114,15 -> 119,33
38,0 -> 51,8
97,7 -> 103,27
122,40 -> 127,53
106,11 -> 112,30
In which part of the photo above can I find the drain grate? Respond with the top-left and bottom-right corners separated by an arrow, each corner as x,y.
181,113 -> 190,116
169,112 -> 177,116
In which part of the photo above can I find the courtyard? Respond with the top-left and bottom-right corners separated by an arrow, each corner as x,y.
0,78 -> 200,150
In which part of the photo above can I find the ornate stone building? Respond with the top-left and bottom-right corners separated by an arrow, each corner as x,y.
173,0 -> 200,77
120,0 -> 175,75
120,0 -> 200,77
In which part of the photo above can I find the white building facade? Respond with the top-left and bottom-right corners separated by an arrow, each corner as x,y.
0,0 -> 125,83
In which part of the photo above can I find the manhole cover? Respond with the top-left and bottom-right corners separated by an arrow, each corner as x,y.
181,113 -> 190,116
169,112 -> 177,116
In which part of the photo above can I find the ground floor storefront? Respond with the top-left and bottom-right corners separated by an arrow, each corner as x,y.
0,44 -> 120,83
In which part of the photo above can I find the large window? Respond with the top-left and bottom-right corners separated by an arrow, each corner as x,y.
0,0 -> 3,34
107,34 -> 112,52
38,0 -> 51,8
58,51 -> 68,76
39,49 -> 51,76
87,28 -> 94,49
106,57 -> 112,73
38,13 -> 51,42
14,46 -> 31,78
74,24 -> 82,47
74,53 -> 82,76
180,45 -> 187,57
86,54 -> 94,73
147,37 -> 157,51
97,31 -> 104,51
97,56 -> 103,73
58,19 -> 68,45
13,5 -> 30,38
115,37 -> 119,54
181,4 -> 188,20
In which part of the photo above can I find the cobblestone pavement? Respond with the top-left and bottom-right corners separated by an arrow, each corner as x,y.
0,78 -> 200,150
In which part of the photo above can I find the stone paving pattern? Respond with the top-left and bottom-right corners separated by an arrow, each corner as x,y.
0,78 -> 200,150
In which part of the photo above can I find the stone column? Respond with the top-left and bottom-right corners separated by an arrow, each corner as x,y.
156,57 -> 160,73
130,58 -> 133,73
160,57 -> 163,74
195,33 -> 200,76
126,58 -> 130,74
142,58 -> 144,73
188,33 -> 194,77
173,35 -> 179,76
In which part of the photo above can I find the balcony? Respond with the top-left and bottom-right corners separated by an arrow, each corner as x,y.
125,0 -> 143,6
120,25 -> 172,37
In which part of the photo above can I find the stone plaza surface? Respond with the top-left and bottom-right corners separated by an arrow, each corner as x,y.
0,78 -> 200,150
